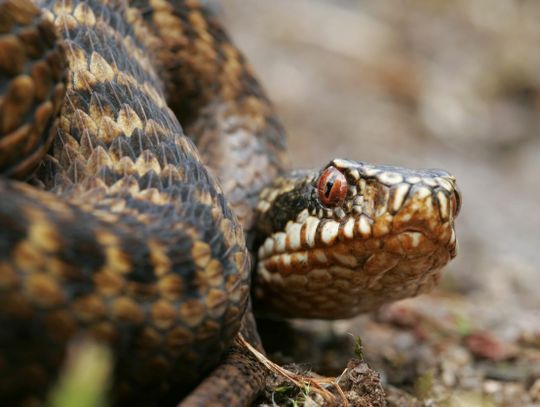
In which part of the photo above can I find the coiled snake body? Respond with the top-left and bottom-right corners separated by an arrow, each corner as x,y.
0,1 -> 461,405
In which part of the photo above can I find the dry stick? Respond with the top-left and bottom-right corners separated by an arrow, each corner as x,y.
236,334 -> 349,406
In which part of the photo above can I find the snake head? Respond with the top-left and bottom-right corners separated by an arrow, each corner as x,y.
254,158 -> 461,319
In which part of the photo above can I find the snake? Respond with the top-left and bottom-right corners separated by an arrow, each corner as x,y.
0,0 -> 461,405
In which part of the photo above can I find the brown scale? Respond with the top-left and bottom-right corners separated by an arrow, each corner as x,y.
0,0 -> 66,178
133,0 -> 289,232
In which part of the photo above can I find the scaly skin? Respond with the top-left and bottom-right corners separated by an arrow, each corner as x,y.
0,0 -> 461,406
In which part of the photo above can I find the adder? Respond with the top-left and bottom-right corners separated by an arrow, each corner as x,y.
0,0 -> 461,405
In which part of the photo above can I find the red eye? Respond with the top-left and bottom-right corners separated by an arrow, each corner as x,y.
317,166 -> 348,207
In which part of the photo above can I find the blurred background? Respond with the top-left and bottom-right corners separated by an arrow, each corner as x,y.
215,0 -> 540,405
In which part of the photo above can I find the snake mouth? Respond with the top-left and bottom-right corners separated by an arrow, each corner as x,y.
254,159 -> 460,319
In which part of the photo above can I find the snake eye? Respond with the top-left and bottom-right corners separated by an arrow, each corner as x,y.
317,166 -> 348,207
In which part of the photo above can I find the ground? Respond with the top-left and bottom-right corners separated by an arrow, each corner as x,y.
217,1 -> 540,405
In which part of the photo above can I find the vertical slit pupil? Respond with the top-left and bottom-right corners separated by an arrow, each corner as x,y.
318,166 -> 346,207
324,177 -> 335,198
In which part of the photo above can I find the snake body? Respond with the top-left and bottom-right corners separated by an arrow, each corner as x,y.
0,0 -> 460,405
